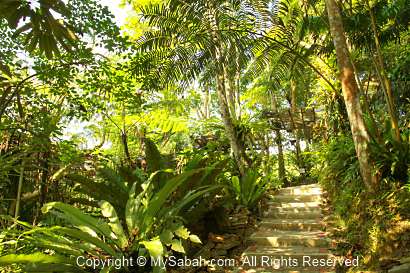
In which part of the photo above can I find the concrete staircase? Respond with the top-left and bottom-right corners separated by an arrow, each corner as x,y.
237,184 -> 335,273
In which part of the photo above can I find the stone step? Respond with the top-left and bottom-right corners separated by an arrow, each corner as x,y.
263,210 -> 322,219
267,201 -> 322,209
259,219 -> 323,231
277,184 -> 322,196
265,206 -> 322,214
234,184 -> 333,273
271,194 -> 322,203
248,230 -> 331,248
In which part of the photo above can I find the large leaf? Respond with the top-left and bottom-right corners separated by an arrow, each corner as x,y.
69,173 -> 128,215
167,185 -> 224,217
100,200 -> 128,249
125,178 -> 153,235
142,168 -> 204,234
42,202 -> 114,240
54,227 -> 117,257
25,235 -> 83,257
0,253 -> 74,266
0,0 -> 78,58
98,167 -> 129,195
23,262 -> 85,272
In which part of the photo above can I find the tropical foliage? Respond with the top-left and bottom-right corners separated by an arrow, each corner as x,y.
0,0 -> 409,272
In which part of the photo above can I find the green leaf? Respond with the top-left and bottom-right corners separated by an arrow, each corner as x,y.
100,201 -> 128,249
189,234 -> 202,244
23,263 -> 85,272
159,230 -> 173,245
167,185 -> 223,216
174,226 -> 189,240
126,179 -> 152,235
54,227 -> 117,257
141,238 -> 164,258
142,168 -> 204,233
42,202 -> 114,240
232,176 -> 241,195
25,235 -> 83,257
170,239 -> 185,253
0,253 -> 74,266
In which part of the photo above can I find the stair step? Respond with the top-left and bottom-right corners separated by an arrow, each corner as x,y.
259,219 -> 322,231
265,207 -> 322,214
263,210 -> 322,219
243,246 -> 329,256
271,194 -> 322,203
234,184 -> 334,273
277,184 -> 322,196
267,201 -> 322,208
248,230 -> 331,247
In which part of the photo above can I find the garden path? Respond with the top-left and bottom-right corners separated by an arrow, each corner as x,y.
235,184 -> 336,273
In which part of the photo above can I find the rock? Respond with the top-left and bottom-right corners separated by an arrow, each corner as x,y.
399,256 -> 410,264
213,249 -> 228,256
389,263 -> 410,273
208,233 -> 225,243
214,239 -> 241,250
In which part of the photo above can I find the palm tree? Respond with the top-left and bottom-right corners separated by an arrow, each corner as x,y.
132,0 -> 270,175
0,0 -> 78,58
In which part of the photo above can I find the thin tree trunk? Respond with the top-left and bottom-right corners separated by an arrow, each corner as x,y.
39,152 -> 49,207
276,129 -> 286,183
366,0 -> 400,141
290,80 -> 302,168
14,162 -> 25,219
325,0 -> 377,191
270,90 -> 286,183
301,108 -> 310,151
236,77 -> 241,119
121,106 -> 132,166
262,133 -> 270,176
235,48 -> 241,120
204,86 -> 210,119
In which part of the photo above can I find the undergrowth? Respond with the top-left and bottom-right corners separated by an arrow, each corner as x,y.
316,132 -> 410,270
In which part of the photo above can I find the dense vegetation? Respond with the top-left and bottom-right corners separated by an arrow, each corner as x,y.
0,0 -> 409,272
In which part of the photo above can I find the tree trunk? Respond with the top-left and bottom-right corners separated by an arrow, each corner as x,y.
366,0 -> 400,141
121,107 -> 132,166
39,152 -> 49,207
290,80 -> 302,168
226,71 -> 237,122
203,86 -> 210,119
325,0 -> 377,191
14,162 -> 25,219
275,129 -> 286,183
215,70 -> 247,176
235,57 -> 241,119
208,4 -> 248,176
270,90 -> 286,183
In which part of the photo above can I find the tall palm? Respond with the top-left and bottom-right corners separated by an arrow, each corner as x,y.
132,0 -> 270,175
